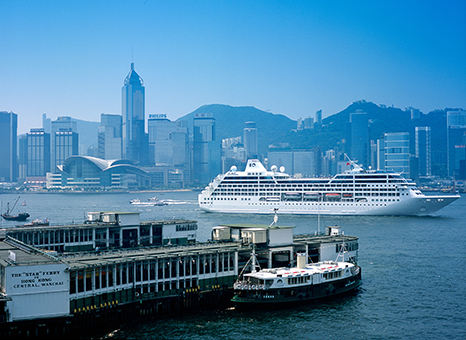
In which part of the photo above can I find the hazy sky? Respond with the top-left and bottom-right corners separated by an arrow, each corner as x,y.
1,0 -> 465,134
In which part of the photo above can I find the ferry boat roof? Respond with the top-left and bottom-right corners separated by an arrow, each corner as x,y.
293,233 -> 358,246
245,261 -> 353,279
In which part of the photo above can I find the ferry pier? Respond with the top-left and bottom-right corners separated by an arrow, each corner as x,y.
0,212 -> 359,339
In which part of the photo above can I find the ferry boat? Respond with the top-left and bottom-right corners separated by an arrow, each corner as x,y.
198,159 -> 460,216
232,252 -> 361,305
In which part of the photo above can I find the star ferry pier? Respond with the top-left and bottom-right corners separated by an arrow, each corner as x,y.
0,212 -> 359,339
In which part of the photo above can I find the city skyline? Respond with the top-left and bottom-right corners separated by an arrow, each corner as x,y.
1,1 -> 465,135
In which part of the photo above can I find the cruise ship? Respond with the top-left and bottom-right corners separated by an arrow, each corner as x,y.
198,159 -> 460,216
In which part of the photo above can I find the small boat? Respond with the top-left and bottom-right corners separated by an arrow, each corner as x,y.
18,219 -> 49,227
130,198 -> 167,206
232,224 -> 361,306
1,197 -> 30,221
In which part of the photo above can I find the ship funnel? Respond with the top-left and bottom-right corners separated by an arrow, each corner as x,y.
297,252 -> 306,269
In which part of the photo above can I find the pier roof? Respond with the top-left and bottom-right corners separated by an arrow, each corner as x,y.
0,237 -> 60,267
58,242 -> 248,270
12,219 -> 197,233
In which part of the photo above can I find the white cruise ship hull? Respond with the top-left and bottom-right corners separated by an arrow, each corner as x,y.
199,193 -> 459,216
198,159 -> 460,216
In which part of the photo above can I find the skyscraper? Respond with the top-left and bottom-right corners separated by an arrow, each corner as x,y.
147,114 -> 189,167
27,128 -> 51,178
415,127 -> 431,176
193,113 -> 220,184
384,132 -> 410,178
51,116 -> 77,170
0,111 -> 18,182
18,134 -> 27,180
122,63 -> 147,164
243,121 -> 258,159
98,114 -> 122,160
349,110 -> 369,167
54,129 -> 78,170
447,110 -> 466,177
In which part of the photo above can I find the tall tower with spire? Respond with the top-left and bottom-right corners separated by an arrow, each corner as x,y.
122,63 -> 147,164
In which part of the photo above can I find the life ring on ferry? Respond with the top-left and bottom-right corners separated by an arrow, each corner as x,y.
135,292 -> 140,297
252,285 -> 256,290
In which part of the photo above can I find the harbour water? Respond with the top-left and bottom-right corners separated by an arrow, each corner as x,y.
1,191 -> 465,340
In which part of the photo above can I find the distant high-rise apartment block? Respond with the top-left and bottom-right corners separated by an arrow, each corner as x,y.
0,111 -> 18,182
193,113 -> 220,184
304,117 -> 314,129
415,127 -> 431,176
447,109 -> 466,177
349,110 -> 369,167
297,117 -> 303,131
27,128 -> 51,178
384,132 -> 410,179
409,107 -> 421,120
122,63 -> 147,164
98,114 -> 122,160
315,110 -> 322,125
243,121 -> 258,159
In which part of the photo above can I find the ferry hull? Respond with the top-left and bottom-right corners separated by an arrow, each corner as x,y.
232,270 -> 362,305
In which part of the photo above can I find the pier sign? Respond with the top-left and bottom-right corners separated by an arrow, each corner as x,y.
5,263 -> 69,321
6,263 -> 68,294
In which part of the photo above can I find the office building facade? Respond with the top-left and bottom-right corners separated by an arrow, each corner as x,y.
148,114 -> 189,167
447,110 -> 466,178
193,113 -> 220,185
51,117 -> 77,170
384,132 -> 410,179
349,110 -> 369,167
415,127 -> 431,177
98,114 -> 122,160
243,121 -> 258,159
54,129 -> 79,171
27,128 -> 51,178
